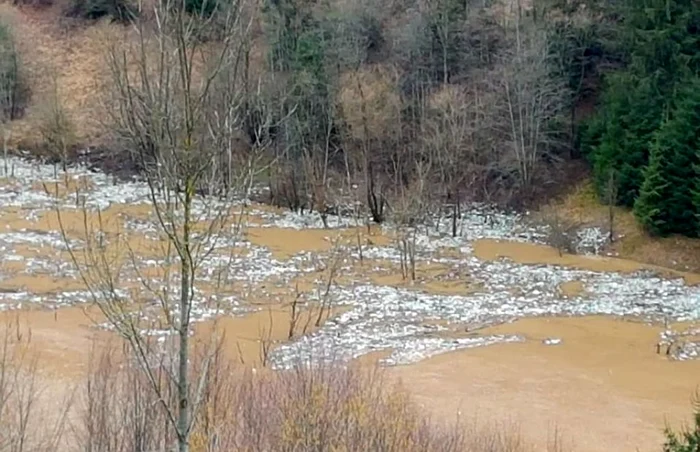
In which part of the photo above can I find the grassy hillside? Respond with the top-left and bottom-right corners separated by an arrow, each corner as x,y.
549,180 -> 700,274
0,3 -> 116,147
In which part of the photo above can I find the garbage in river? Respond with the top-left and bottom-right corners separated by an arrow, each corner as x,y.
0,156 -> 698,367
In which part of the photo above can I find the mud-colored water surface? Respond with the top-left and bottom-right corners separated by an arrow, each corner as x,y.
390,316 -> 700,452
1,157 -> 699,450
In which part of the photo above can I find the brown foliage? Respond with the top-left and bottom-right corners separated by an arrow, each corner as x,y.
338,64 -> 400,142
71,342 -> 558,452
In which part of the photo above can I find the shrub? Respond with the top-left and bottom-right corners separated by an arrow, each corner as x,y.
663,398 -> 700,452
65,0 -> 136,23
0,320 -> 67,449
37,87 -> 77,165
538,206 -> 580,256
73,343 -> 549,452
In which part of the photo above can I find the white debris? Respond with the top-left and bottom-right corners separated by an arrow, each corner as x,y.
0,231 -> 79,250
1,156 -> 700,367
542,337 -> 562,346
674,342 -> 700,360
659,327 -> 700,361
575,227 -> 609,254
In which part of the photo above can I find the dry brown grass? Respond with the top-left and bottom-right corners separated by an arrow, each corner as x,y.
550,179 -> 700,275
1,1 -> 270,157
73,342 -> 561,452
0,4 -> 129,148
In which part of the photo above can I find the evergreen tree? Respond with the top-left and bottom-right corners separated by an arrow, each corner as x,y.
694,155 -> 700,236
590,74 -> 664,206
634,132 -> 672,235
660,79 -> 700,236
623,0 -> 700,90
586,0 -> 700,236
634,77 -> 700,236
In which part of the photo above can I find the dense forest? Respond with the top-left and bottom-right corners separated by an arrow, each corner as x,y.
0,0 -> 698,236
581,0 -> 700,237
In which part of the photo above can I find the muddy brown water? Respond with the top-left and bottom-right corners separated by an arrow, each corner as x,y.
390,316 -> 700,452
1,177 -> 699,451
246,223 -> 389,259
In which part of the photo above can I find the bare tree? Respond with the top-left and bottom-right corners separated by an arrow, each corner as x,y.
339,66 -> 400,224
53,2 -> 258,451
604,169 -> 617,243
303,130 -> 335,228
422,0 -> 468,85
287,283 -> 303,340
424,85 -> 483,237
0,18 -> 21,177
495,1 -> 569,193
539,206 -> 578,257
314,236 -> 345,326
0,17 -> 23,122
391,161 -> 431,281
258,308 -> 274,368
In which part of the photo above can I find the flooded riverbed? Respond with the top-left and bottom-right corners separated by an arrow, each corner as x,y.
1,156 -> 699,450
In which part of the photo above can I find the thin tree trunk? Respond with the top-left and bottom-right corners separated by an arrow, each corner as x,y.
2,129 -> 7,177
178,270 -> 190,452
451,192 -> 458,238
177,182 -> 193,452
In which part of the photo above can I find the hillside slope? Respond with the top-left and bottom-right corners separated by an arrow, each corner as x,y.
548,181 -> 700,274
2,2 -> 700,276
2,3 -> 119,147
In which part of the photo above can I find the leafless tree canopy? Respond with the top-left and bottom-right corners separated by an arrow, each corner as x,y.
56,1 -> 262,451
